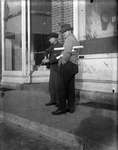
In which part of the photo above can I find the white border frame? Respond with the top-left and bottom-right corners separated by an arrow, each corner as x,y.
1,0 -> 5,73
27,0 -> 31,82
73,0 -> 86,40
21,0 -> 27,76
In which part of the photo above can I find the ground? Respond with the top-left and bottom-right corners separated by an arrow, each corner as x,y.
0,83 -> 117,150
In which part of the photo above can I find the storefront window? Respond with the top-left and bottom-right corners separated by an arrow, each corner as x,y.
86,0 -> 117,40
80,0 -> 117,55
4,0 -> 22,70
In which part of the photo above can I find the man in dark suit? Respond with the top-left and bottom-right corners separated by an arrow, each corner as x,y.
42,32 -> 62,107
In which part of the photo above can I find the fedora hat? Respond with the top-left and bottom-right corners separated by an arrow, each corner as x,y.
60,24 -> 73,33
48,32 -> 58,39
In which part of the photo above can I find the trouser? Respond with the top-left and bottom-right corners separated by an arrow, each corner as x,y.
49,66 -> 60,104
58,63 -> 76,110
65,76 -> 75,109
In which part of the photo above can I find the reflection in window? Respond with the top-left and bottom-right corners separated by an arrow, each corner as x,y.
4,0 -> 22,70
86,0 -> 117,39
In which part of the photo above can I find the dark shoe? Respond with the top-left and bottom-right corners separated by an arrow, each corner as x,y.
45,102 -> 56,106
52,109 -> 67,115
67,107 -> 75,113
55,103 -> 60,107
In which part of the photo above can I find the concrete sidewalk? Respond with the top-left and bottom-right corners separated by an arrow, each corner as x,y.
0,83 -> 117,149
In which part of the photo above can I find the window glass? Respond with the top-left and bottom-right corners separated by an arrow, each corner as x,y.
4,0 -> 22,70
86,0 -> 117,40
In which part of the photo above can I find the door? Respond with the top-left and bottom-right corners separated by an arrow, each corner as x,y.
1,0 -> 51,85
29,0 -> 51,83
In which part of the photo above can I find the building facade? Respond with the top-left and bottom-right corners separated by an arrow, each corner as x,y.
0,0 -> 118,102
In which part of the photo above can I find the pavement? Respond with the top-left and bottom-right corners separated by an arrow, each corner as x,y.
0,83 -> 117,150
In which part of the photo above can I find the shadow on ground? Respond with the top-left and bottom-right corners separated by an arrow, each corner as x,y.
74,110 -> 117,150
0,87 -> 15,97
79,102 -> 118,111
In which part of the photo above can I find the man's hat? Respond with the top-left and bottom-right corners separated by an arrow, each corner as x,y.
48,32 -> 58,39
60,24 -> 73,33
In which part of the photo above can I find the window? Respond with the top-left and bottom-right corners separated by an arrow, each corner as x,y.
4,0 -> 22,70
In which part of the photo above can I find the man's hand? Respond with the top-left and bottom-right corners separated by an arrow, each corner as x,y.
42,57 -> 49,64
58,58 -> 66,66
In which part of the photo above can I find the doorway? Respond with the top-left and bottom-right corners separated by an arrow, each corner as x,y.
31,34 -> 50,68
29,0 -> 51,82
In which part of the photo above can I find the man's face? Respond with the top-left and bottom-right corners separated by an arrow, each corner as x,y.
49,37 -> 56,44
63,30 -> 69,39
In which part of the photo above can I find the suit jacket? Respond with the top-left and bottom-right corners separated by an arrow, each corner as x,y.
46,42 -> 62,70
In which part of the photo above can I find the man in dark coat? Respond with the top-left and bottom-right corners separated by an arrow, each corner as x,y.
52,24 -> 79,115
42,32 -> 62,106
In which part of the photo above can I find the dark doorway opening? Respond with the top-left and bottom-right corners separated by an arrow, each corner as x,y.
32,34 -> 50,66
